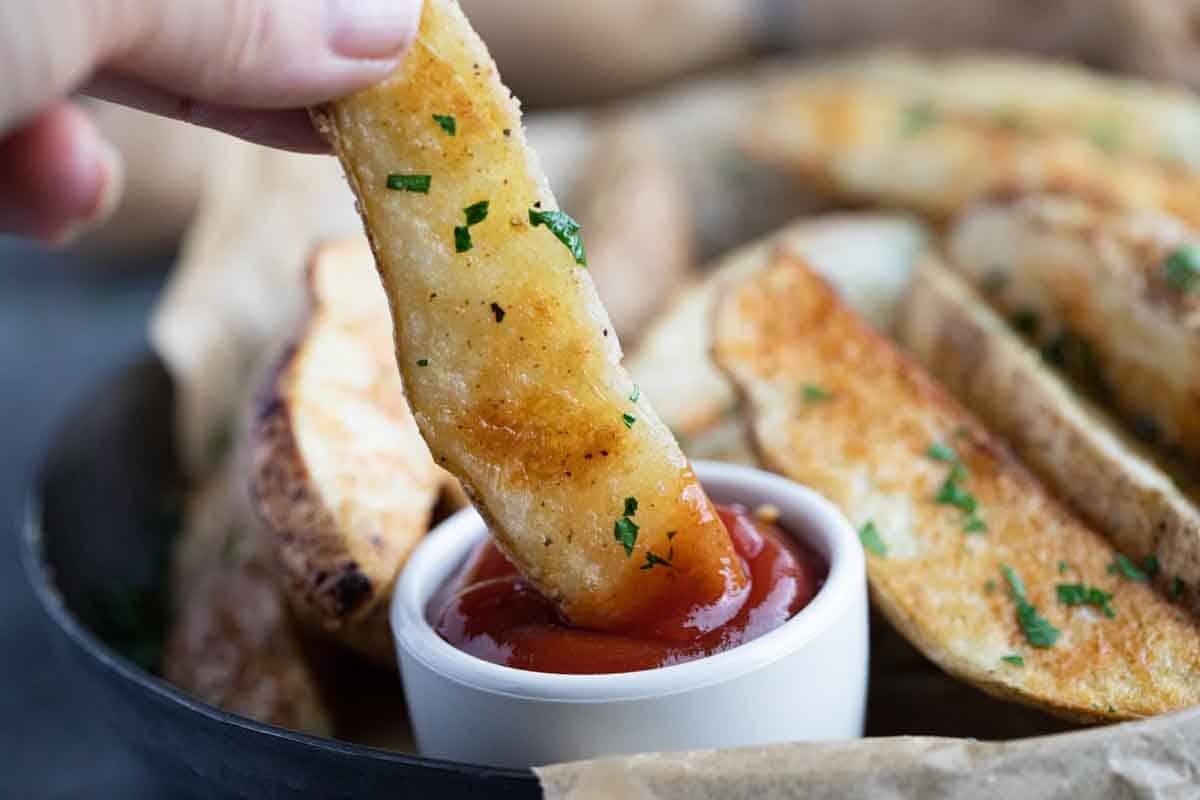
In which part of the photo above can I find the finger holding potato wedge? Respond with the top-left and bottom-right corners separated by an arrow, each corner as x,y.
313,0 -> 746,632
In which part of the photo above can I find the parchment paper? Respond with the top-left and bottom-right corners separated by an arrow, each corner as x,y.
537,708 -> 1200,800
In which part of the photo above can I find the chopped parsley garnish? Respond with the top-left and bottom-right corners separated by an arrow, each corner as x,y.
1056,583 -> 1116,618
433,114 -> 457,135
386,174 -> 431,193
624,496 -> 639,517
630,384 -> 640,403
1058,560 -> 1069,574
1143,556 -> 1161,577
454,225 -> 473,253
641,551 -> 673,571
1171,578 -> 1185,600
901,101 -> 938,136
490,302 -> 506,323
985,579 -> 997,594
1001,654 -> 1025,667
936,473 -> 977,514
859,521 -> 887,557
614,517 -> 639,556
622,413 -> 636,429
416,359 -> 429,367
464,200 -> 490,226
1113,553 -> 1149,582
803,384 -> 832,403
1002,564 -> 1060,649
927,442 -> 958,463
964,515 -> 988,534
529,208 -> 588,266
1165,245 -> 1200,292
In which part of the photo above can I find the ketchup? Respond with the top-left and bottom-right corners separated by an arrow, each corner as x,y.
430,504 -> 827,674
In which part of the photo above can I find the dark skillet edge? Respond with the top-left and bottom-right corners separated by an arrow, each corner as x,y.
19,351 -> 540,796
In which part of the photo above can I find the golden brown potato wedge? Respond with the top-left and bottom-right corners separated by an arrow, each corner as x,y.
314,0 -> 743,631
744,51 -> 1200,227
629,214 -> 928,439
714,253 -> 1200,722
166,459 -> 333,736
946,194 -> 1200,466
900,257 -> 1200,616
250,239 -> 447,649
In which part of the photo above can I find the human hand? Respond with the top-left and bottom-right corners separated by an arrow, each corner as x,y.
0,0 -> 422,244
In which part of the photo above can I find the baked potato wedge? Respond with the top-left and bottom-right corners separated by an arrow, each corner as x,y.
314,0 -> 745,632
629,214 -> 928,439
900,257 -> 1200,616
744,51 -> 1200,227
714,253 -> 1200,721
166,459 -> 333,736
250,239 -> 449,651
946,194 -> 1200,466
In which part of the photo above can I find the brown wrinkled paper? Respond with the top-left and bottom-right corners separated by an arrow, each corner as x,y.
538,619 -> 1199,798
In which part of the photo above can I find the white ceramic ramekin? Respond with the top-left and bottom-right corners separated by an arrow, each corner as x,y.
391,461 -> 868,768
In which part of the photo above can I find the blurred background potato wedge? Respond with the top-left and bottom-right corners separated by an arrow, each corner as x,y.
250,239 -> 450,660
714,254 -> 1200,722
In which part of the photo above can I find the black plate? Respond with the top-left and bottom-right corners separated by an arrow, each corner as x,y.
20,354 -> 540,799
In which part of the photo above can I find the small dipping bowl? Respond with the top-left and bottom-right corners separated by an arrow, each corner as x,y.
391,461 -> 868,768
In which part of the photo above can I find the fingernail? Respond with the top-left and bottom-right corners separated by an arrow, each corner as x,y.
52,137 -> 124,248
325,0 -> 422,60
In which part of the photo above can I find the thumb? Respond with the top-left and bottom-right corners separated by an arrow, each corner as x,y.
1,0 -> 422,130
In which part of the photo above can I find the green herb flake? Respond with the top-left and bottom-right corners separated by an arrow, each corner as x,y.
803,384 -> 832,403
416,359 -> 429,367
936,474 -> 977,514
1056,583 -> 1116,618
927,442 -> 958,463
901,102 -> 938,136
1058,560 -> 1070,574
433,114 -> 457,135
614,517 -> 640,556
630,384 -> 640,403
859,521 -> 888,557
1165,245 -> 1200,292
641,551 -> 673,571
1002,564 -> 1061,649
1113,553 -> 1149,583
622,413 -> 636,429
1171,578 -> 1185,601
386,174 -> 432,193
623,497 -> 639,517
1143,556 -> 1161,577
985,579 -> 997,594
964,515 -> 988,534
454,225 -> 473,253
464,200 -> 490,226
1001,654 -> 1025,667
529,208 -> 588,266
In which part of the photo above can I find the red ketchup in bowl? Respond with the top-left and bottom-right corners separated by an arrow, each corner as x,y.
430,503 -> 828,674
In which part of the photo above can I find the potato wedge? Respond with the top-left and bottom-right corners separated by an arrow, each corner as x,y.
629,214 -> 928,438
744,51 -> 1200,227
900,257 -> 1200,616
314,0 -> 744,631
946,194 -> 1200,466
714,253 -> 1200,721
250,239 -> 447,644
166,459 -> 333,736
